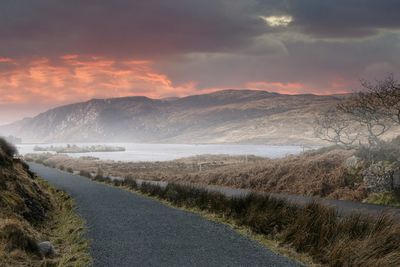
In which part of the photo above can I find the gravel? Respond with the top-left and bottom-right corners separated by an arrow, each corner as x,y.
29,163 -> 302,267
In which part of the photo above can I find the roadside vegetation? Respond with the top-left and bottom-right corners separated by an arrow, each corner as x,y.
24,143 -> 393,204
135,182 -> 400,267
0,138 -> 91,266
315,75 -> 400,206
42,164 -> 400,267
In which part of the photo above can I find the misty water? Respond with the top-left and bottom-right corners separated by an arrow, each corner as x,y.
17,143 -> 306,162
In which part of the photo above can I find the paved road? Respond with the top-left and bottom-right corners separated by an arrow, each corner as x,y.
29,163 -> 302,267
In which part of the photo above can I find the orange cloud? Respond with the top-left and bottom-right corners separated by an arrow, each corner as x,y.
0,55 -> 198,105
0,55 -> 351,124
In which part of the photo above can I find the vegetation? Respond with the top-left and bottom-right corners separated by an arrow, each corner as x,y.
54,165 -> 400,267
134,182 -> 400,266
314,75 -> 400,205
0,138 -> 91,266
26,148 -> 365,200
315,74 -> 400,149
0,137 -> 18,157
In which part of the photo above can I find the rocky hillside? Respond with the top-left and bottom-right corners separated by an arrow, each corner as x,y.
0,90 -> 345,144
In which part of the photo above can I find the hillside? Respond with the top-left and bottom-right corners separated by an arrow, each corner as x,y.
0,139 -> 90,266
0,90 -> 345,144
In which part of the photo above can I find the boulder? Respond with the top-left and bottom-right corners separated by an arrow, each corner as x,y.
394,169 -> 400,189
363,162 -> 396,193
345,155 -> 360,169
37,241 -> 55,257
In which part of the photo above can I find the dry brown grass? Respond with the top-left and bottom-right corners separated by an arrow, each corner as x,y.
26,147 -> 367,201
0,140 -> 90,266
28,149 -> 400,266
136,182 -> 400,267
174,148 -> 363,199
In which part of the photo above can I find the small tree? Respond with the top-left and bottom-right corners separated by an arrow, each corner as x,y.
337,91 -> 390,147
0,137 -> 18,157
315,75 -> 397,148
361,74 -> 400,125
314,109 -> 360,149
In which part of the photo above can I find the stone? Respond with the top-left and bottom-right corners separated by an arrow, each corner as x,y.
363,162 -> 395,193
345,155 -> 360,169
393,169 -> 400,189
37,241 -> 55,257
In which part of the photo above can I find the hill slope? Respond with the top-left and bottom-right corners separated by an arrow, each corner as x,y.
0,90 -> 344,144
0,139 -> 90,266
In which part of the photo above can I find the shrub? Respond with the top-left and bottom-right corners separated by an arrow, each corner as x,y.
355,137 -> 400,163
79,170 -> 92,178
0,138 -> 18,157
0,221 -> 38,254
123,179 -> 138,190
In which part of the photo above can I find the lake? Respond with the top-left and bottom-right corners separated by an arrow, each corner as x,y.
17,143 -> 307,162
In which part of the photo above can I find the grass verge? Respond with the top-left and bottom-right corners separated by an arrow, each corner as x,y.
118,179 -> 400,267
40,163 -> 400,267
0,177 -> 91,267
40,179 -> 92,267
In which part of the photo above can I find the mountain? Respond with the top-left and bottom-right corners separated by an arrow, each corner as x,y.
0,90 -> 345,145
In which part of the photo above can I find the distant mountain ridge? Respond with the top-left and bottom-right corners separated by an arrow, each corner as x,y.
0,90 -> 345,144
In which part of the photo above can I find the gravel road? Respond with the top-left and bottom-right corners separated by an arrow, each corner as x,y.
29,163 -> 302,267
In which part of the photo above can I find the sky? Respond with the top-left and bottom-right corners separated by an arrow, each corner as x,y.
0,0 -> 400,124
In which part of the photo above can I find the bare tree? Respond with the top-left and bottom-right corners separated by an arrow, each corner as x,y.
361,74 -> 400,125
337,91 -> 390,147
315,75 -> 397,148
314,108 -> 360,149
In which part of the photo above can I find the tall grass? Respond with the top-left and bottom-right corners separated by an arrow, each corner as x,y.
42,160 -> 400,266
25,147 -> 366,201
135,182 -> 400,266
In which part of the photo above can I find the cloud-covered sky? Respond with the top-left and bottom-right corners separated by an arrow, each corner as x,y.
1,0 -> 399,123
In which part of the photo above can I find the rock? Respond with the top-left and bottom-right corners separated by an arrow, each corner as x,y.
37,241 -> 55,257
345,155 -> 360,169
363,162 -> 396,193
394,169 -> 400,189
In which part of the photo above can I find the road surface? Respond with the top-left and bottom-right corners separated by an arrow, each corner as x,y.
29,163 -> 302,267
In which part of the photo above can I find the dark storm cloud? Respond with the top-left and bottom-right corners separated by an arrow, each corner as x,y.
1,0 -> 399,58
0,0 -> 265,58
0,0 -> 399,122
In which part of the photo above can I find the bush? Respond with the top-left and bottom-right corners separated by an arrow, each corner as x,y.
356,137 -> 400,163
123,179 -> 138,190
79,170 -> 92,178
0,221 -> 39,254
0,138 -> 18,157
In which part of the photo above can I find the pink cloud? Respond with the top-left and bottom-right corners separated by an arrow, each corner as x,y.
0,55 -> 198,106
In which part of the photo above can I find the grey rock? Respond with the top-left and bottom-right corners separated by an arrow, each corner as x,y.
363,162 -> 396,193
393,169 -> 400,189
37,241 -> 55,257
345,155 -> 360,169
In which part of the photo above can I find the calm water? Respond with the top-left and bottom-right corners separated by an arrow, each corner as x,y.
17,143 -> 306,162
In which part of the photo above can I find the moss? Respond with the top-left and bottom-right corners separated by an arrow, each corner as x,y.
365,192 -> 400,207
